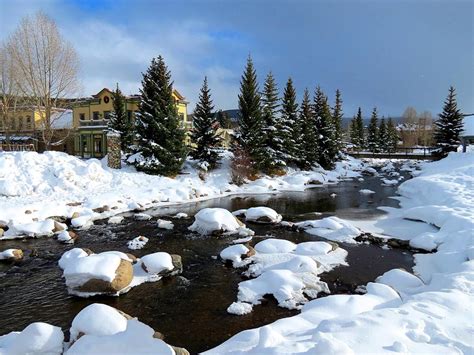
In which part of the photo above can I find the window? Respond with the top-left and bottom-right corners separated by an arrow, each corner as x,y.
26,116 -> 32,129
93,111 -> 99,120
104,111 -> 111,120
79,113 -> 85,120
179,113 -> 185,122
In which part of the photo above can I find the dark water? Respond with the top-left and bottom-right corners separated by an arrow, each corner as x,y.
0,171 -> 414,353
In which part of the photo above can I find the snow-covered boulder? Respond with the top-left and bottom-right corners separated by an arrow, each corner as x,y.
157,219 -> 174,230
141,252 -> 174,275
57,230 -> 78,244
238,207 -> 283,224
296,217 -> 361,243
127,236 -> 149,250
59,249 -> 133,296
359,189 -> 375,195
134,213 -> 152,221
0,322 -> 64,355
0,248 -> 23,262
254,239 -> 296,254
189,208 -> 252,235
220,244 -> 255,266
108,216 -> 124,224
66,303 -> 184,355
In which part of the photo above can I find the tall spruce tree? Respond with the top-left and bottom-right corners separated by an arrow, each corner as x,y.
132,56 -> 187,176
387,117 -> 398,151
367,107 -> 379,152
260,72 -> 284,172
191,77 -> 220,170
355,107 -> 365,149
349,116 -> 359,148
280,78 -> 299,165
298,88 -> 318,169
108,84 -> 133,152
313,87 -> 336,169
235,55 -> 263,169
332,89 -> 344,152
378,117 -> 388,152
434,86 -> 464,157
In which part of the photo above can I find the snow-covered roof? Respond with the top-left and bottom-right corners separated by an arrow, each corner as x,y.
462,116 -> 474,137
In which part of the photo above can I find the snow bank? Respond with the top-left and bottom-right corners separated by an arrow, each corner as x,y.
224,238 -> 347,314
0,151 -> 364,238
207,152 -> 474,354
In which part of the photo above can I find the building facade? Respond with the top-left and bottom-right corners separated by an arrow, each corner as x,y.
72,88 -> 190,158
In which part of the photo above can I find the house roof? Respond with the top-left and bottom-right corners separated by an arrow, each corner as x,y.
90,88 -> 187,103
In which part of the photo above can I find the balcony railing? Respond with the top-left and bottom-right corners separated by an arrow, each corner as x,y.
79,119 -> 108,127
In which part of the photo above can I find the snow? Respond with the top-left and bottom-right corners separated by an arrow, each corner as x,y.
174,212 -> 188,218
223,238 -> 347,314
157,219 -> 174,230
69,303 -> 127,342
0,151 -> 364,238
127,236 -> 149,250
0,322 -> 64,355
359,188 -> 375,194
206,152 -> 474,354
189,207 -> 245,235
134,213 -> 152,221
0,249 -> 16,260
108,216 -> 124,224
242,207 -> 282,223
296,216 -> 361,243
220,244 -> 250,265
140,252 -> 173,274
62,252 -> 122,284
57,230 -> 74,243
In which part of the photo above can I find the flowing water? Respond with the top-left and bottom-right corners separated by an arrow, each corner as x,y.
0,169 -> 414,353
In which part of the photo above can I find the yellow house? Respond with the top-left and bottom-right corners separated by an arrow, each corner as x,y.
72,88 -> 190,158
0,106 -> 73,152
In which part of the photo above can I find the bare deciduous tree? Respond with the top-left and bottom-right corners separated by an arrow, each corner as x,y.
0,43 -> 20,145
6,11 -> 80,149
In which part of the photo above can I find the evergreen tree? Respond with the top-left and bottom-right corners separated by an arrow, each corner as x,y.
332,89 -> 344,152
355,107 -> 365,149
349,116 -> 359,148
280,77 -> 299,165
387,117 -> 398,151
313,86 -> 336,169
216,110 -> 232,129
191,77 -> 220,170
434,86 -> 464,157
298,88 -> 318,169
378,117 -> 388,152
367,107 -> 379,152
260,71 -> 284,172
235,55 -> 263,170
108,84 -> 133,152
132,56 -> 187,176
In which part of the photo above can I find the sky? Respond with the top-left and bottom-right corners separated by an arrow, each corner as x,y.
0,0 -> 472,117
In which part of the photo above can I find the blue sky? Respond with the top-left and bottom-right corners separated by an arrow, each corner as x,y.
0,0 -> 472,117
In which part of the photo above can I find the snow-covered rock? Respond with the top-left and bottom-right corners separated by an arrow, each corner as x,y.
134,213 -> 152,221
127,236 -> 149,250
108,216 -> 124,224
140,252 -> 174,275
0,248 -> 23,261
223,239 -> 347,315
296,216 -> 361,243
0,322 -> 64,355
189,208 -> 252,236
239,207 -> 283,223
359,189 -> 375,194
157,219 -> 174,230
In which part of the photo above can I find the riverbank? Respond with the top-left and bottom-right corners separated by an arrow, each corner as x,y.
0,150 -> 363,238
206,151 -> 474,354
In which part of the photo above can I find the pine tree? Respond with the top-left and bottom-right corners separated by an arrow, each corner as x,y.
349,116 -> 359,148
367,107 -> 379,152
378,117 -> 388,152
191,77 -> 221,170
280,78 -> 299,165
235,55 -> 263,170
355,107 -> 365,149
332,89 -> 344,152
131,56 -> 187,176
108,84 -> 133,152
387,117 -> 398,151
434,86 -> 464,157
313,87 -> 336,169
298,88 -> 318,169
260,72 -> 284,172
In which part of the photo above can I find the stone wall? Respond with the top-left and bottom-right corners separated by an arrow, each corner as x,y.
106,131 -> 121,169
